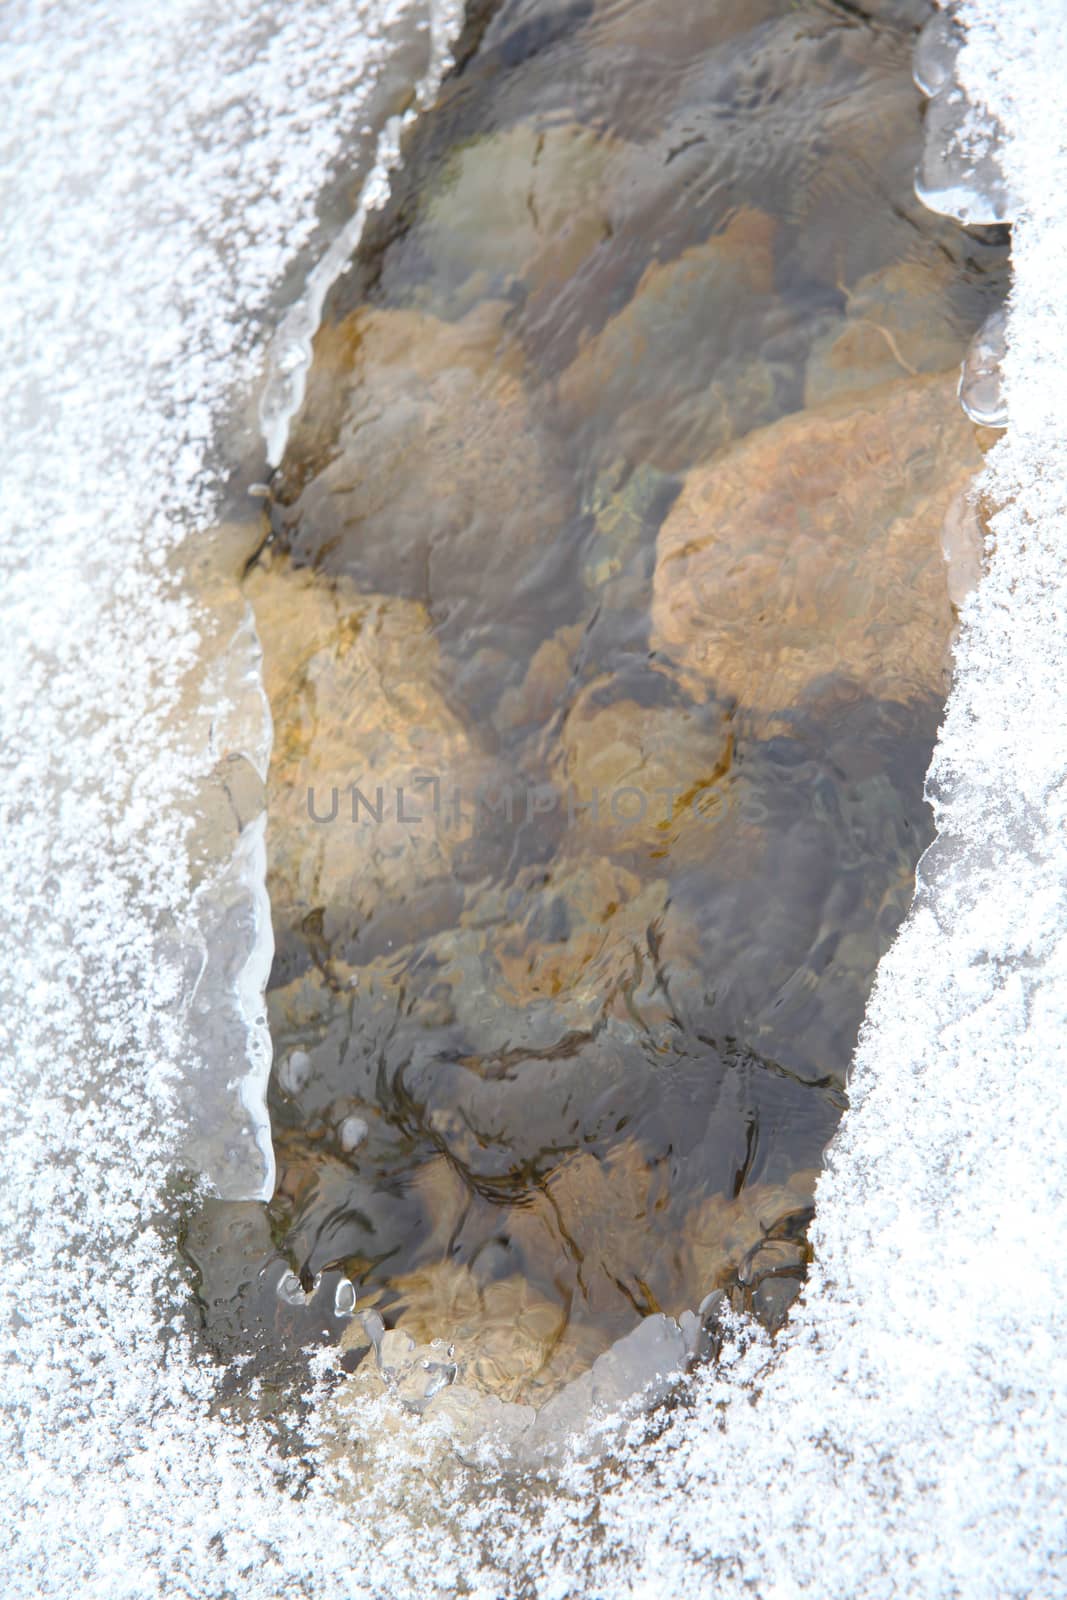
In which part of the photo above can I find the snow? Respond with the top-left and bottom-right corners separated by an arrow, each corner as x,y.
1,0 -> 1065,1596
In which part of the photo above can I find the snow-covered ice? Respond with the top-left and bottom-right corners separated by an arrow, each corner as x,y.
1,0 -> 1065,1595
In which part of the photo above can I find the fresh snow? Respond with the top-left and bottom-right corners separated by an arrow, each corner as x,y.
0,1 -> 1064,1596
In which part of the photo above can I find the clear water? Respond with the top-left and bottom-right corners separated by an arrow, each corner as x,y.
193,0 -> 1007,1410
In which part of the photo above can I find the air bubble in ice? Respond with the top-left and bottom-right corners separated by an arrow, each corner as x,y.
377,1329 -> 458,1413
334,1279 -> 357,1318
278,1049 -> 311,1096
916,87 -> 1016,226
959,308 -> 1008,427
339,1114 -> 369,1153
913,9 -> 1018,228
276,1270 -> 308,1306
941,488 -> 985,608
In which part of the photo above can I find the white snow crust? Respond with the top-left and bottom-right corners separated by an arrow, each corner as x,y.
1,0 -> 1065,1596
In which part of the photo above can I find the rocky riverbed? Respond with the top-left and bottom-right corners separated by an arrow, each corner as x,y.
222,0 -> 1006,1412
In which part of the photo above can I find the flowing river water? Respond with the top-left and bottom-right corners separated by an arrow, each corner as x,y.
186,0 -> 1006,1434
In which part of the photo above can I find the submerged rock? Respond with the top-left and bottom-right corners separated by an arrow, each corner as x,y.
804,259 -> 974,408
271,301 -> 576,664
360,1261 -> 587,1404
400,119 -> 620,312
552,680 -> 735,864
556,207 -> 787,472
256,354 -> 963,1399
329,1161 -> 818,1422
651,372 -> 984,714
246,561 -> 496,967
493,621 -> 587,735
480,855 -> 671,1010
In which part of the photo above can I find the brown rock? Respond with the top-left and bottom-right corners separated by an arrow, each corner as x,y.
552,678 -> 735,865
382,1262 -> 579,1404
804,260 -> 971,410
682,1169 -> 818,1297
247,562 -> 495,960
508,1144 -> 819,1333
494,621 -> 586,734
272,302 -> 574,642
650,372 -> 984,713
484,856 -> 670,1010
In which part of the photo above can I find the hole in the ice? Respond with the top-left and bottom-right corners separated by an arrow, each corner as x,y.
194,0 -> 1009,1435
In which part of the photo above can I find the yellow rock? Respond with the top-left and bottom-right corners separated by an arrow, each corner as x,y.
483,856 -> 670,1009
650,372 -> 984,713
552,678 -> 735,864
247,560 -> 495,956
381,1262 -> 574,1404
